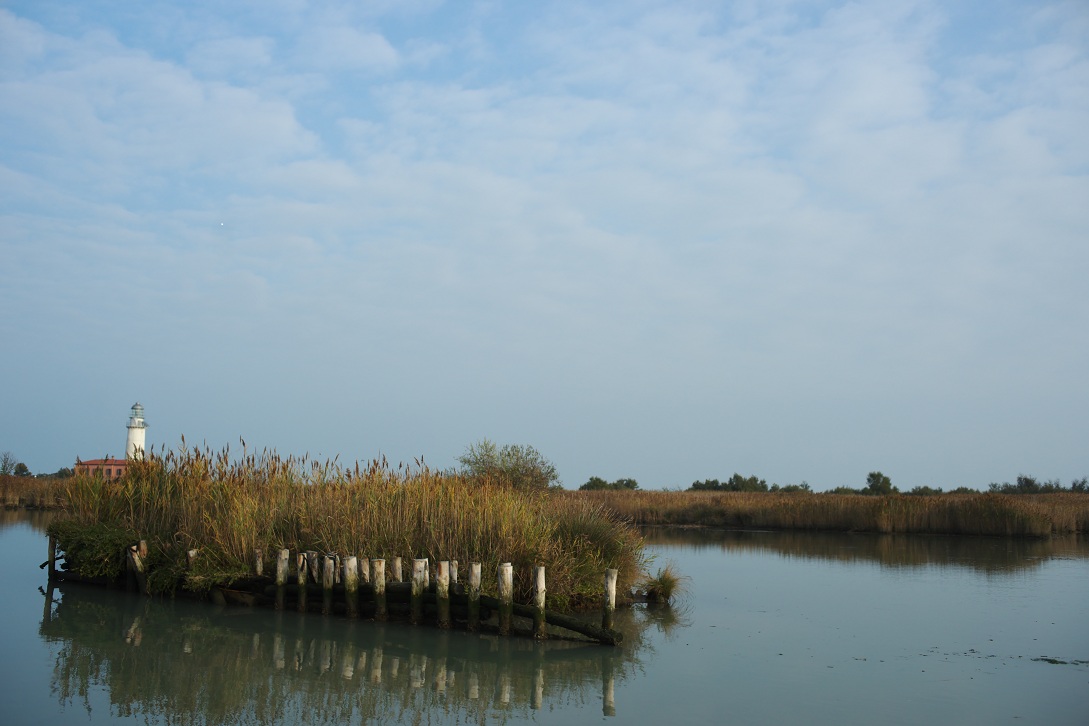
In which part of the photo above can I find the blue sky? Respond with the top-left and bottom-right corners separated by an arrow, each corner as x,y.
2,0 -> 1086,490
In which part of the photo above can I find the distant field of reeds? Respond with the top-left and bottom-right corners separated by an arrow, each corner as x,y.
570,490 -> 1089,537
51,447 -> 645,609
0,474 -> 67,508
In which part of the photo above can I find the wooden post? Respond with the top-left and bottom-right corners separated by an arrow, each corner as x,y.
372,559 -> 387,621
306,551 -> 319,583
467,562 -> 482,631
47,535 -> 57,581
391,556 -> 403,583
436,561 -> 451,629
322,555 -> 335,615
254,548 -> 264,577
532,565 -> 547,639
603,568 -> 618,631
498,562 -> 514,636
275,549 -> 290,610
128,544 -> 147,595
296,552 -> 308,613
411,559 -> 427,624
358,556 -> 370,585
450,560 -> 458,588
344,555 -> 359,618
187,549 -> 199,567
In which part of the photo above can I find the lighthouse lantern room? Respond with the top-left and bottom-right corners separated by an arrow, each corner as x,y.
126,402 -> 148,460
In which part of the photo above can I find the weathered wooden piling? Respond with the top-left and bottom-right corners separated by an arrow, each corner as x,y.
275,549 -> 289,610
343,555 -> 359,618
450,560 -> 458,587
467,562 -> 482,630
358,556 -> 370,585
602,568 -> 618,630
391,556 -> 403,583
296,552 -> 308,613
322,555 -> 335,615
306,551 -> 319,583
372,559 -> 387,620
411,559 -> 428,624
498,562 -> 514,636
436,561 -> 451,629
533,565 -> 547,639
46,535 -> 57,581
254,548 -> 264,577
127,543 -> 147,595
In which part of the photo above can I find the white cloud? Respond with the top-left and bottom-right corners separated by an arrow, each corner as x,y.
2,1 -> 1087,487
292,25 -> 399,72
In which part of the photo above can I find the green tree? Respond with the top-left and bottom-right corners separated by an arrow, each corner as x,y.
688,474 -> 767,492
725,473 -> 768,492
580,476 -> 610,490
771,482 -> 812,493
865,471 -> 895,495
580,476 -> 639,491
13,462 -> 31,477
457,439 -> 560,491
689,478 -> 722,491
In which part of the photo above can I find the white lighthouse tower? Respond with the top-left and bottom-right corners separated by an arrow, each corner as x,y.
126,402 -> 148,460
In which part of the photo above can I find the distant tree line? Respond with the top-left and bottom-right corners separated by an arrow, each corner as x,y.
987,475 -> 1088,494
1,450 -> 73,479
684,470 -> 1089,496
688,473 -> 811,493
579,476 -> 640,491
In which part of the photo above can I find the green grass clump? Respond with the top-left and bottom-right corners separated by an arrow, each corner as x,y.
639,562 -> 688,604
51,446 -> 646,607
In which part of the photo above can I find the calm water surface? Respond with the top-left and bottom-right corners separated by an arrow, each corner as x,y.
2,511 -> 1086,725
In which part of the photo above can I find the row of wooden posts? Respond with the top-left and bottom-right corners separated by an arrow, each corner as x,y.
60,539 -> 622,644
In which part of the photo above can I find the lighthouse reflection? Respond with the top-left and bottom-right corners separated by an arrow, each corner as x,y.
40,583 -> 676,724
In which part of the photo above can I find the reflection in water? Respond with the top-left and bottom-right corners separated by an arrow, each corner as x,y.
0,507 -> 53,531
40,581 -> 672,724
642,526 -> 1089,573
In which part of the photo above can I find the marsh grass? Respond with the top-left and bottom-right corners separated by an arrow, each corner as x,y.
572,490 -> 1089,537
52,446 -> 645,608
638,562 -> 688,604
0,474 -> 67,507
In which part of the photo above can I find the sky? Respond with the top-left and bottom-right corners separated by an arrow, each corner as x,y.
1,0 -> 1087,491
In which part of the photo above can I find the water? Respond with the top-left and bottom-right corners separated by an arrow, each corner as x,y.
3,512 -> 1086,724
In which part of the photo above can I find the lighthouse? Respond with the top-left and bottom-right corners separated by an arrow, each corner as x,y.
126,402 -> 148,460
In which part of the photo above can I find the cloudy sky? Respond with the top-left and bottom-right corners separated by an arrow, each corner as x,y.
2,0 -> 1086,490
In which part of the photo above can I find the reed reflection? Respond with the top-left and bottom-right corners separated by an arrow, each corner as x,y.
641,526 -> 1089,573
40,582 -> 672,724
